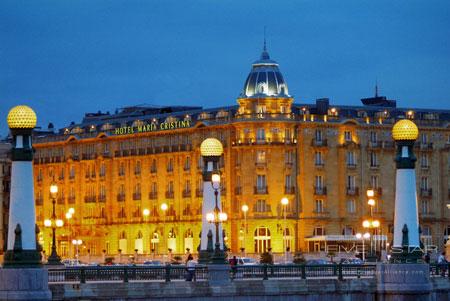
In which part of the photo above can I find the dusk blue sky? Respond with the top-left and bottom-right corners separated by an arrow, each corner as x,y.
1,0 -> 449,136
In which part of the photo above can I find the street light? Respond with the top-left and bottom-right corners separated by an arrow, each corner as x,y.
206,172 -> 228,264
281,197 -> 289,263
45,182 -> 64,265
241,204 -> 249,255
356,232 -> 371,261
72,239 -> 82,264
65,208 -> 74,258
161,203 -> 168,258
363,219 -> 380,257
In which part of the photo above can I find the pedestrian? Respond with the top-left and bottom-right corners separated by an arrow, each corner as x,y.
424,252 -> 431,264
438,252 -> 447,276
230,255 -> 238,279
185,254 -> 196,281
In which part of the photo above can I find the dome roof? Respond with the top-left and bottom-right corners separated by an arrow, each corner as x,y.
240,46 -> 290,98
7,105 -> 37,129
200,138 -> 223,157
392,119 -> 419,141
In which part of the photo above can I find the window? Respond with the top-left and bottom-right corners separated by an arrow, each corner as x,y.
168,181 -> 174,193
151,182 -> 157,193
285,150 -> 294,164
100,163 -> 106,177
343,226 -> 354,236
285,174 -> 292,188
256,151 -> 266,163
119,184 -> 125,195
184,157 -> 191,170
135,161 -> 141,175
314,151 -> 323,166
256,105 -> 266,114
184,180 -> 191,192
285,128 -> 292,141
370,131 -> 378,143
119,162 -> 125,176
236,152 -> 241,166
421,177 -> 429,190
256,175 -> 266,188
347,175 -> 355,189
370,152 -> 378,167
69,166 -> 75,179
315,199 -> 324,213
420,153 -> 429,168
315,130 -> 323,142
315,175 -> 323,188
344,131 -> 352,142
167,158 -> 173,172
256,128 -> 266,141
421,199 -> 430,214
151,159 -> 157,173
346,200 -> 356,213
313,227 -> 325,236
255,200 -> 268,212
421,133 -> 428,144
370,176 -> 379,188
346,151 -> 356,166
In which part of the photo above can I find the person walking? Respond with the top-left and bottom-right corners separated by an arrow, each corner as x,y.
185,254 -> 196,281
438,252 -> 447,276
230,255 -> 238,279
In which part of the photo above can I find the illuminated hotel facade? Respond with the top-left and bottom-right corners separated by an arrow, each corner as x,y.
31,47 -> 450,258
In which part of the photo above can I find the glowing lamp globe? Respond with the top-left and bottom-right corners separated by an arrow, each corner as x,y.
7,105 -> 37,129
392,119 -> 419,141
241,204 -> 249,212
200,138 -> 223,157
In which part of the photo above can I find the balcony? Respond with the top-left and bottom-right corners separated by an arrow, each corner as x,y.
312,210 -> 330,218
314,186 -> 327,195
166,167 -> 174,173
285,186 -> 295,194
418,142 -> 433,151
68,196 -> 76,204
57,197 -> 65,205
150,167 -> 157,174
235,187 -> 242,195
314,162 -> 325,168
84,196 -> 97,203
420,188 -> 432,198
132,193 -> 141,201
255,161 -> 267,168
346,187 -> 359,196
368,141 -> 382,149
183,166 -> 191,172
149,191 -> 158,200
35,198 -> 43,206
311,139 -> 328,147
117,194 -> 125,202
165,191 -> 174,199
196,189 -> 203,198
285,161 -> 294,168
254,186 -> 268,195
346,163 -> 357,169
182,190 -> 191,198
98,195 -> 106,202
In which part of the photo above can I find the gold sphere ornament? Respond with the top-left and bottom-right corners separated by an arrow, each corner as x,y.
7,105 -> 37,129
200,138 -> 223,157
392,119 -> 419,141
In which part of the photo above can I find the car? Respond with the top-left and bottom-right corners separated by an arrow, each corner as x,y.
143,260 -> 163,266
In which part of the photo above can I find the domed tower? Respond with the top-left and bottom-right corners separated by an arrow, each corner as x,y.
237,43 -> 293,116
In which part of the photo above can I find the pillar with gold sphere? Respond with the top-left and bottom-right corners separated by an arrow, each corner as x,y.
198,138 -> 224,263
3,105 -> 42,267
391,119 -> 422,262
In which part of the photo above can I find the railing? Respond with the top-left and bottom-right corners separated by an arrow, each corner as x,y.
48,264 -> 379,284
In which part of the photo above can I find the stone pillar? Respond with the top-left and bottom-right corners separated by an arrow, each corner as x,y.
391,119 -> 422,262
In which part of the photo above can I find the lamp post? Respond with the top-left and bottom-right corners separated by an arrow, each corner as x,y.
206,172 -> 228,264
241,204 -> 249,256
45,182 -> 64,265
363,219 -> 380,260
143,208 -> 150,254
356,232 -> 371,261
161,203 -> 168,259
281,197 -> 289,263
72,239 -> 82,265
65,207 -> 74,257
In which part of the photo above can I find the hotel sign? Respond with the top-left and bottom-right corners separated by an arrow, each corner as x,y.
113,120 -> 191,135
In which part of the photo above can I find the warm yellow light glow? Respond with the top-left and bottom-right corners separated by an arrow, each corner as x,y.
206,212 -> 214,222
392,119 -> 419,141
211,173 -> 221,184
7,105 -> 37,129
372,220 -> 380,228
68,208 -> 75,215
56,219 -> 64,227
44,219 -> 52,227
368,199 -> 376,206
241,204 -> 249,212
143,208 -> 150,216
65,213 -> 72,219
281,197 -> 289,205
363,232 -> 371,239
366,189 -> 374,197
363,220 -> 370,228
219,212 -> 228,222
355,233 -> 362,239
49,183 -> 58,195
72,239 -> 82,245
161,203 -> 168,211
200,138 -> 223,157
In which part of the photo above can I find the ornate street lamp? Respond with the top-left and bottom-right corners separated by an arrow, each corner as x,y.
45,182 -> 64,265
356,232 -> 371,261
72,239 -> 82,264
161,203 -> 168,259
241,204 -> 249,255
206,171 -> 228,264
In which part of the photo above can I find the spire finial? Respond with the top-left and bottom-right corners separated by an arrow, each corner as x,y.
263,26 -> 267,51
375,79 -> 379,97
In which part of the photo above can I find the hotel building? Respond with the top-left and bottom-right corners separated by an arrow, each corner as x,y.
30,47 -> 450,258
